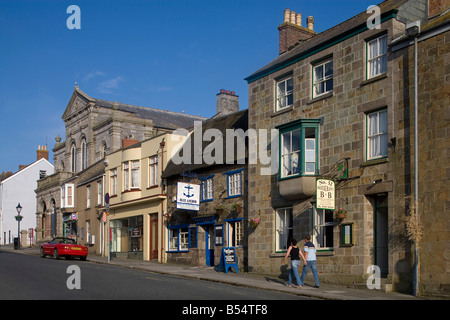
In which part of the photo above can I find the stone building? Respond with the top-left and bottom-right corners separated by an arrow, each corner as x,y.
161,90 -> 249,270
244,0 -> 449,296
35,85 -> 205,244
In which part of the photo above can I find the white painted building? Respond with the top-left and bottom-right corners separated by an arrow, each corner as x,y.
0,146 -> 54,246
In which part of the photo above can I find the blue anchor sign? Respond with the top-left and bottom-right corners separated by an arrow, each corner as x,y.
176,182 -> 200,211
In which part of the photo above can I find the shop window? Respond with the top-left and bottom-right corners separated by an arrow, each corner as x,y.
275,207 -> 293,252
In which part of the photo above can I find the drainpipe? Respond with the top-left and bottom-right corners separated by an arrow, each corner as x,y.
406,20 -> 420,297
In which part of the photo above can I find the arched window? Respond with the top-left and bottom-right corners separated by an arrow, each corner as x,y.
81,138 -> 87,170
71,143 -> 77,172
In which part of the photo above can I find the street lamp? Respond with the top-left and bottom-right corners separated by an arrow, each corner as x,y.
15,203 -> 23,250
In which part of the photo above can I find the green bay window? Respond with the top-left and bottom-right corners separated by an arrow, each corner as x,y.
277,119 -> 320,180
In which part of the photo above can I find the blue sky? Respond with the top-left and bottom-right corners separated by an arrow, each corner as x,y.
0,0 -> 379,173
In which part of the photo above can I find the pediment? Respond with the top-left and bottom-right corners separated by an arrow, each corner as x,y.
62,86 -> 95,121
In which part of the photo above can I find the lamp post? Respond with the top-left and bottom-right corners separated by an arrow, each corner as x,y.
15,203 -> 23,250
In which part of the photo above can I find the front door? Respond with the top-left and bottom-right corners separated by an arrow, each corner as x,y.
374,195 -> 388,276
150,214 -> 158,260
204,225 -> 215,267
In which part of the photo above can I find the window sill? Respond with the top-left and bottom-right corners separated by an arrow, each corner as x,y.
307,91 -> 333,104
271,106 -> 293,117
360,73 -> 387,87
360,157 -> 388,167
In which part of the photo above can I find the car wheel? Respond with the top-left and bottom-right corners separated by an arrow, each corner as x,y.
40,248 -> 46,258
54,248 -> 60,259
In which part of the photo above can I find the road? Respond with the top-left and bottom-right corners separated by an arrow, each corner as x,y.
0,250 -> 315,301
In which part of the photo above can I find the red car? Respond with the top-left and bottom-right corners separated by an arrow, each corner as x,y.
40,237 -> 88,260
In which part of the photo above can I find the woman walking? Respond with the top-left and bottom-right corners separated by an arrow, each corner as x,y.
282,239 -> 305,288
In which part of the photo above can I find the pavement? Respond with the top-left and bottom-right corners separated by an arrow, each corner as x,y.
0,244 -> 424,300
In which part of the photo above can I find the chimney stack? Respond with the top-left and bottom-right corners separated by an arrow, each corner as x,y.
216,89 -> 239,116
278,9 -> 317,55
37,145 -> 49,161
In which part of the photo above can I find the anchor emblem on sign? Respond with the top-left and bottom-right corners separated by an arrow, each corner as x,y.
183,185 -> 194,198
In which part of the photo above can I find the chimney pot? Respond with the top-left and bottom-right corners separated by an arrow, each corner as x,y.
307,16 -> 315,31
296,13 -> 302,26
284,9 -> 290,23
37,145 -> 49,161
290,11 -> 296,24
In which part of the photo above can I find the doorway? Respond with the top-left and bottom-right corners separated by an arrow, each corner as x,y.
374,195 -> 388,276
150,213 -> 158,260
203,224 -> 215,267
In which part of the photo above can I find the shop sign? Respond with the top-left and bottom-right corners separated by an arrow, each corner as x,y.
218,247 -> 238,274
176,182 -> 200,211
316,179 -> 335,210
131,227 -> 141,238
71,212 -> 78,221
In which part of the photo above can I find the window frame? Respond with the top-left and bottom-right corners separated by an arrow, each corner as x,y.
225,218 -> 244,247
148,156 -> 158,187
275,207 -> 293,253
312,207 -> 334,252
167,224 -> 190,252
224,169 -> 243,198
366,33 -> 388,79
61,183 -> 75,208
275,75 -> 294,111
366,108 -> 388,160
312,59 -> 333,98
277,119 -> 320,180
200,175 -> 214,202
110,168 -> 117,196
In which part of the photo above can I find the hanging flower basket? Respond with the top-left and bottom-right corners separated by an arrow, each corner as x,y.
163,212 -> 172,222
215,204 -> 224,215
335,208 -> 347,219
231,201 -> 243,212
248,217 -> 261,228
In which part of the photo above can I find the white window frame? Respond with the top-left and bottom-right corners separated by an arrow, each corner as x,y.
227,219 -> 243,247
131,160 -> 140,189
86,185 -> 91,208
281,129 -> 301,178
149,156 -> 158,187
367,109 -> 388,160
275,207 -> 293,252
367,34 -> 388,79
61,183 -> 75,208
276,76 -> 293,111
110,168 -> 117,196
313,207 -> 334,251
123,162 -> 129,190
97,179 -> 103,206
227,171 -> 242,197
201,177 -> 213,201
313,59 -> 333,98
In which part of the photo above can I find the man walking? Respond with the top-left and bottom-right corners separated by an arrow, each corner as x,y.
299,235 -> 319,288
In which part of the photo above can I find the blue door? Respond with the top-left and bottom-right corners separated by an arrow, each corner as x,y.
204,225 -> 214,267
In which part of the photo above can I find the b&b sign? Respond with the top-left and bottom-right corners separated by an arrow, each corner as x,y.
316,179 -> 335,210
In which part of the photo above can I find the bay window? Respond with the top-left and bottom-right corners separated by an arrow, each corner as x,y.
278,119 -> 320,179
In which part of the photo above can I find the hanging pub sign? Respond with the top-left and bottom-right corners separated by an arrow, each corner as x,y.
316,179 -> 336,210
176,182 -> 200,211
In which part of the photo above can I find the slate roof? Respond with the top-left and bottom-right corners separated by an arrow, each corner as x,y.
161,109 -> 248,179
245,0 -> 407,83
94,98 -> 206,130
